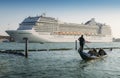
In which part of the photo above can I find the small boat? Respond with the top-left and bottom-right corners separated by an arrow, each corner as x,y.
2,39 -> 9,42
78,48 -> 107,60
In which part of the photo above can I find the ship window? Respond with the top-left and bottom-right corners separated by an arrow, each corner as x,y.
21,22 -> 35,25
17,25 -> 34,30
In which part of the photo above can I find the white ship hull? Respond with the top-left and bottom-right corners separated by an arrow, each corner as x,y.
6,15 -> 113,43
6,30 -> 112,43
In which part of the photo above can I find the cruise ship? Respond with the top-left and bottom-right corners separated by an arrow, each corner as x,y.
6,14 -> 112,43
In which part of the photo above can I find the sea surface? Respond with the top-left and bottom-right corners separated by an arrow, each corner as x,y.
0,42 -> 120,78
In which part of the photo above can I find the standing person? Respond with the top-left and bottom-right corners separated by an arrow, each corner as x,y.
78,35 -> 85,51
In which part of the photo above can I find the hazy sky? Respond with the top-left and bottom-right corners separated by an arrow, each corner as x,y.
0,0 -> 120,38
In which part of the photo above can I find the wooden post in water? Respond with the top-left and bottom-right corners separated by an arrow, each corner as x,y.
75,40 -> 77,50
23,37 -> 28,58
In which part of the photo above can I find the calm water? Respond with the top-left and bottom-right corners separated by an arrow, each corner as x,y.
0,42 -> 120,78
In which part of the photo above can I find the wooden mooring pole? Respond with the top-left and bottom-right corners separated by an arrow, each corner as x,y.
23,37 -> 28,58
75,40 -> 77,50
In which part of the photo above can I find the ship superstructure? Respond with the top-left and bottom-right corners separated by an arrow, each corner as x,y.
6,14 -> 112,43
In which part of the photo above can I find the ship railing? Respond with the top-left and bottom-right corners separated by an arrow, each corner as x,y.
52,31 -> 105,36
53,31 -> 85,35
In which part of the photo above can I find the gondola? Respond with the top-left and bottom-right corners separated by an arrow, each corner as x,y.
78,48 -> 107,60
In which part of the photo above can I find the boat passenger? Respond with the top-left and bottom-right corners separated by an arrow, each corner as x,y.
88,49 -> 94,56
93,48 -> 99,57
98,48 -> 107,56
88,48 -> 99,57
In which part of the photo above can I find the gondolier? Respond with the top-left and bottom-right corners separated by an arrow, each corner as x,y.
78,35 -> 85,51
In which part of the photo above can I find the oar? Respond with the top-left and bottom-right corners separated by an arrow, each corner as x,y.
85,44 -> 91,49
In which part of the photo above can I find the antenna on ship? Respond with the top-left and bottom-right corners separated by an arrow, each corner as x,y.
41,13 -> 46,17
